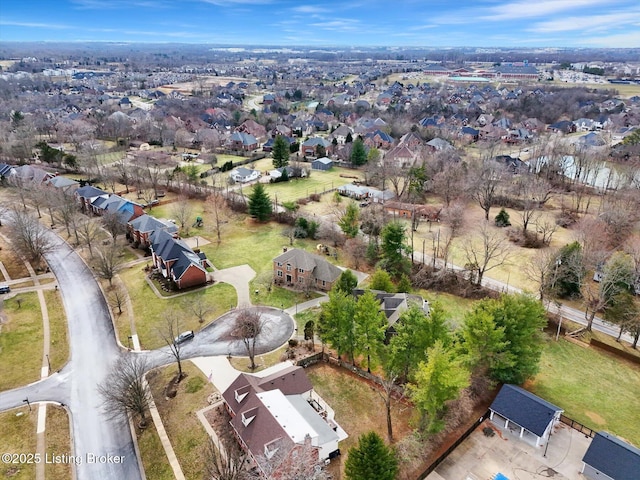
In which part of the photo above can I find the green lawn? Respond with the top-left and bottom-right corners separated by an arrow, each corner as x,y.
199,220 -> 319,274
419,290 -> 478,330
44,290 -> 69,373
0,293 -> 44,391
250,283 -> 320,309
45,406 -> 72,480
262,167 -> 363,204
137,424 -> 174,480
0,407 -> 37,480
147,361 -> 214,480
529,336 -> 640,447
117,266 -> 237,349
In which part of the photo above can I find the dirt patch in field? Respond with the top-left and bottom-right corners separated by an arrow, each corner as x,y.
584,410 -> 606,425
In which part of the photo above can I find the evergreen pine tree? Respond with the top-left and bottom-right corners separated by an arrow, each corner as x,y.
248,183 -> 272,222
345,431 -> 398,480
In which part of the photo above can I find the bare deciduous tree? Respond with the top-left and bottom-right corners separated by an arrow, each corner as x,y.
92,243 -> 124,286
234,309 -> 266,371
78,216 -> 102,257
469,160 -> 502,221
6,207 -> 56,269
101,210 -> 126,243
524,247 -> 560,301
108,284 -> 127,316
203,438 -> 251,480
98,354 -> 153,428
185,295 -> 212,325
170,195 -> 194,234
207,184 -> 231,244
157,312 -> 188,381
463,221 -> 512,286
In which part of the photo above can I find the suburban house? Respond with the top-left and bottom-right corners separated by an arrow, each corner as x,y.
384,144 -> 420,168
0,163 -> 16,180
273,248 -> 342,291
230,132 -> 259,151
128,214 -> 179,248
222,365 -> 346,478
45,175 -> 79,193
488,384 -> 563,447
229,167 -> 260,183
384,201 -> 442,221
364,130 -> 394,149
269,166 -> 306,181
301,137 -> 331,156
150,229 -> 209,289
581,431 -> 640,480
311,157 -> 333,171
90,194 -> 145,224
74,185 -> 109,213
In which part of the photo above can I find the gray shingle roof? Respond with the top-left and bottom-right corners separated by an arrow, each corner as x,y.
490,384 -> 563,437
274,248 -> 342,283
582,431 -> 640,480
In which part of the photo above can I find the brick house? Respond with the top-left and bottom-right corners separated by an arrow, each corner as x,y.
222,365 -> 346,478
150,229 -> 209,289
74,185 -> 109,213
127,214 -> 178,248
273,248 -> 342,291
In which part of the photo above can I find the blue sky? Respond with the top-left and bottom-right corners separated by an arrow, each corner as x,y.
1,0 -> 639,48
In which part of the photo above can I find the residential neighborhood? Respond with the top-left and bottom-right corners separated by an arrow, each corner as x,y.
0,38 -> 639,480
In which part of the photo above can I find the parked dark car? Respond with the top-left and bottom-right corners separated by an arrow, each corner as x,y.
174,330 -> 194,345
0,284 -> 10,294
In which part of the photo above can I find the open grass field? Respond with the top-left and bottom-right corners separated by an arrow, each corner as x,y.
528,336 -> 640,447
45,405 -> 72,480
137,420 -> 174,480
307,362 -> 415,478
0,407 -> 37,480
44,290 -> 69,373
262,166 -> 363,204
198,218 -> 319,274
147,361 -> 215,480
0,293 -> 44,391
117,265 -> 237,349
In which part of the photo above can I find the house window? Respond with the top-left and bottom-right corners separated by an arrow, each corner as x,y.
277,271 -> 283,277
277,262 -> 282,267
298,277 -> 303,283
298,268 -> 304,273
322,280 -> 326,287
286,264 -> 292,272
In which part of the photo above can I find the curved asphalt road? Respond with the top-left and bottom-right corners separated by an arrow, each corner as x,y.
0,232 -> 294,480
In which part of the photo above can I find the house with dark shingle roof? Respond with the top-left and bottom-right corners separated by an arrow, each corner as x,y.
582,431 -> 640,480
273,248 -> 342,291
90,194 -> 144,224
222,365 -> 345,478
150,229 -> 208,289
45,175 -> 79,193
489,384 -> 563,447
128,214 -> 179,248
74,185 -> 109,213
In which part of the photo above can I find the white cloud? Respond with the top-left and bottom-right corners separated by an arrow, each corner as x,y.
197,0 -> 274,5
481,0 -> 612,21
0,20 -> 70,29
530,10 -> 640,33
291,5 -> 328,14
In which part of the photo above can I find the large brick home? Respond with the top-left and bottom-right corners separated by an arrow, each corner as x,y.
273,248 -> 342,291
128,214 -> 178,248
150,229 -> 209,289
222,365 -> 346,478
